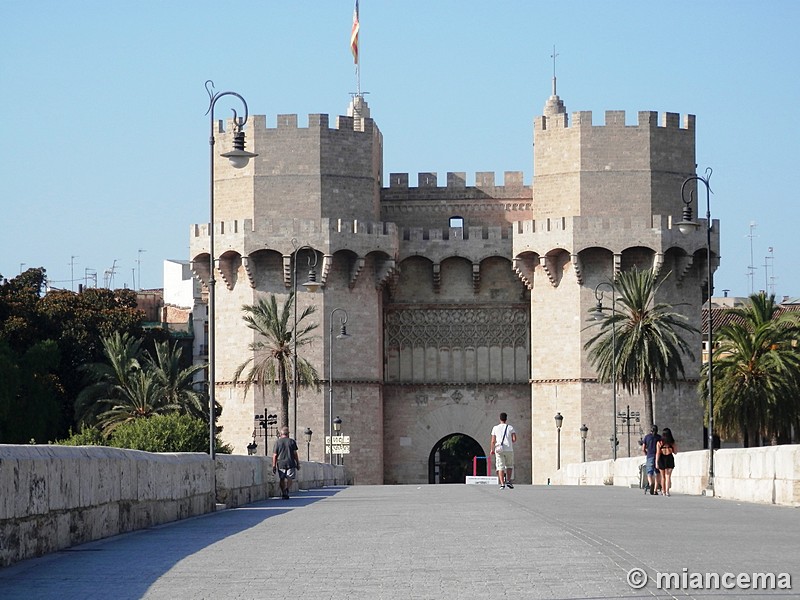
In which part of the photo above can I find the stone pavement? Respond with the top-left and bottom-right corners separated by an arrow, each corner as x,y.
0,484 -> 797,599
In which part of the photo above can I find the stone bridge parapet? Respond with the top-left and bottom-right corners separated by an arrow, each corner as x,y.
0,445 -> 346,567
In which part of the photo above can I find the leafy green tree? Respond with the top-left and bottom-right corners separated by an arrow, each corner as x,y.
233,293 -> 320,429
0,338 -> 64,443
704,293 -> 800,446
0,270 -> 146,441
584,268 -> 698,429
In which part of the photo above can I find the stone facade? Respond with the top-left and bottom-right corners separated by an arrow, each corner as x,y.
189,92 -> 718,485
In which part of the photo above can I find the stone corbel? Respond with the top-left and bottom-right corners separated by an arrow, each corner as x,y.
217,255 -> 238,291
349,257 -> 365,289
540,256 -> 557,287
613,254 -> 622,278
512,256 -> 535,290
472,263 -> 481,294
652,253 -> 664,279
241,256 -> 257,289
433,263 -> 441,293
282,255 -> 292,288
676,254 -> 694,282
570,254 -> 584,285
190,259 -> 210,288
320,255 -> 333,288
375,257 -> 398,290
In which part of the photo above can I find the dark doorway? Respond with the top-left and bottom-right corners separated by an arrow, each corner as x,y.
428,433 -> 486,484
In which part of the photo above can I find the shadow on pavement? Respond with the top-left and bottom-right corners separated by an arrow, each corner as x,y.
0,486 -> 347,600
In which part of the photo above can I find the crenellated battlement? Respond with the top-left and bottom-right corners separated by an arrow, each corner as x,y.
535,110 -> 695,132
216,113 -> 376,136
382,171 -> 529,202
511,213 -> 719,257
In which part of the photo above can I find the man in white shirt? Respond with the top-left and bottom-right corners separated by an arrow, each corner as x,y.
490,412 -> 517,489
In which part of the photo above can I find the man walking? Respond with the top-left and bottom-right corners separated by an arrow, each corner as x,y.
641,425 -> 661,495
272,426 -> 301,500
490,412 -> 517,489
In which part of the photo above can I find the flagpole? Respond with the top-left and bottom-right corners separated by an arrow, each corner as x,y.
351,0 -> 361,97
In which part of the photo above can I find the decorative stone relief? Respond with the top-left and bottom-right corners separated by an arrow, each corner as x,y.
385,306 -> 528,348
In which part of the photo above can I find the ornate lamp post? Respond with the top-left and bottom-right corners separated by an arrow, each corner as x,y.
205,81 -> 257,459
580,424 -> 588,463
333,416 -> 343,466
676,167 -> 715,491
592,282 -> 618,460
554,412 -> 563,470
290,239 -> 320,440
303,427 -> 313,461
328,308 -> 350,464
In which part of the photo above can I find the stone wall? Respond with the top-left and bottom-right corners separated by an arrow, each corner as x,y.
552,445 -> 800,507
0,446 -> 346,568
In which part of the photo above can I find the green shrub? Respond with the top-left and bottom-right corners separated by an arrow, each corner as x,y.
54,426 -> 105,446
109,413 -> 232,453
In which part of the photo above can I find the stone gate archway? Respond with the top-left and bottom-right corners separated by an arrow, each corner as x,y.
428,433 -> 486,484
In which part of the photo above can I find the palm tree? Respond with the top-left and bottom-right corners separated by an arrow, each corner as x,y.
144,340 -> 210,421
75,331 -> 143,427
94,368 -> 181,435
704,293 -> 800,446
584,268 -> 698,429
233,293 -> 320,429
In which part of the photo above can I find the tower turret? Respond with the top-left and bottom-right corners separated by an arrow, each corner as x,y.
516,95 -> 715,483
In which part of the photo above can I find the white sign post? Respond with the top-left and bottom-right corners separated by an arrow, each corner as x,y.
325,435 -> 351,455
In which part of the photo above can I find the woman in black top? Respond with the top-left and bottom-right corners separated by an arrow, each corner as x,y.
656,428 -> 677,496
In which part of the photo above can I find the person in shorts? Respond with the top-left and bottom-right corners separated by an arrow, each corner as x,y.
272,426 -> 300,499
490,412 -> 517,489
641,425 -> 661,495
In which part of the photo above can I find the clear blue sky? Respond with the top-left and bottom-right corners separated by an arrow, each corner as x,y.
2,1 -> 798,298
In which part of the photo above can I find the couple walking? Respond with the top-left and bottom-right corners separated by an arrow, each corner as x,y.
642,425 -> 678,496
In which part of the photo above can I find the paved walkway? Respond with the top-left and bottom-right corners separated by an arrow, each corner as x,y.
1,484 -> 797,599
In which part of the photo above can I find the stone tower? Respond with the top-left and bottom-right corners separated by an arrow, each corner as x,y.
190,89 -> 718,486
191,96 -> 395,484
513,88 -> 717,483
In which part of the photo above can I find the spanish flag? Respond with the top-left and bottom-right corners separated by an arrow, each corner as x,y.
350,0 -> 360,64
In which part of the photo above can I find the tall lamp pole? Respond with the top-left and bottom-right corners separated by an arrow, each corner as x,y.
303,427 -> 313,461
290,238 -> 320,439
593,282 -> 618,460
580,424 -> 588,463
677,167 -> 715,490
329,308 -> 350,464
205,81 -> 257,459
554,412 -> 563,470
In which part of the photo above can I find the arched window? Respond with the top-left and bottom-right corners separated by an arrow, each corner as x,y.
449,216 -> 464,228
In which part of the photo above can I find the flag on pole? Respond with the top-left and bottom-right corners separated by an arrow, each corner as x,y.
350,0 -> 360,64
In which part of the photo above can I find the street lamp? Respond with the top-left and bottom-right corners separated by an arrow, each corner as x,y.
592,282 -> 618,460
617,405 -> 640,457
328,308 -> 350,464
291,238 -> 320,440
676,166 -> 715,490
303,427 -> 313,461
205,80 -> 257,460
333,416 -> 343,466
580,424 -> 588,463
554,412 -> 563,470
246,440 -> 258,456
